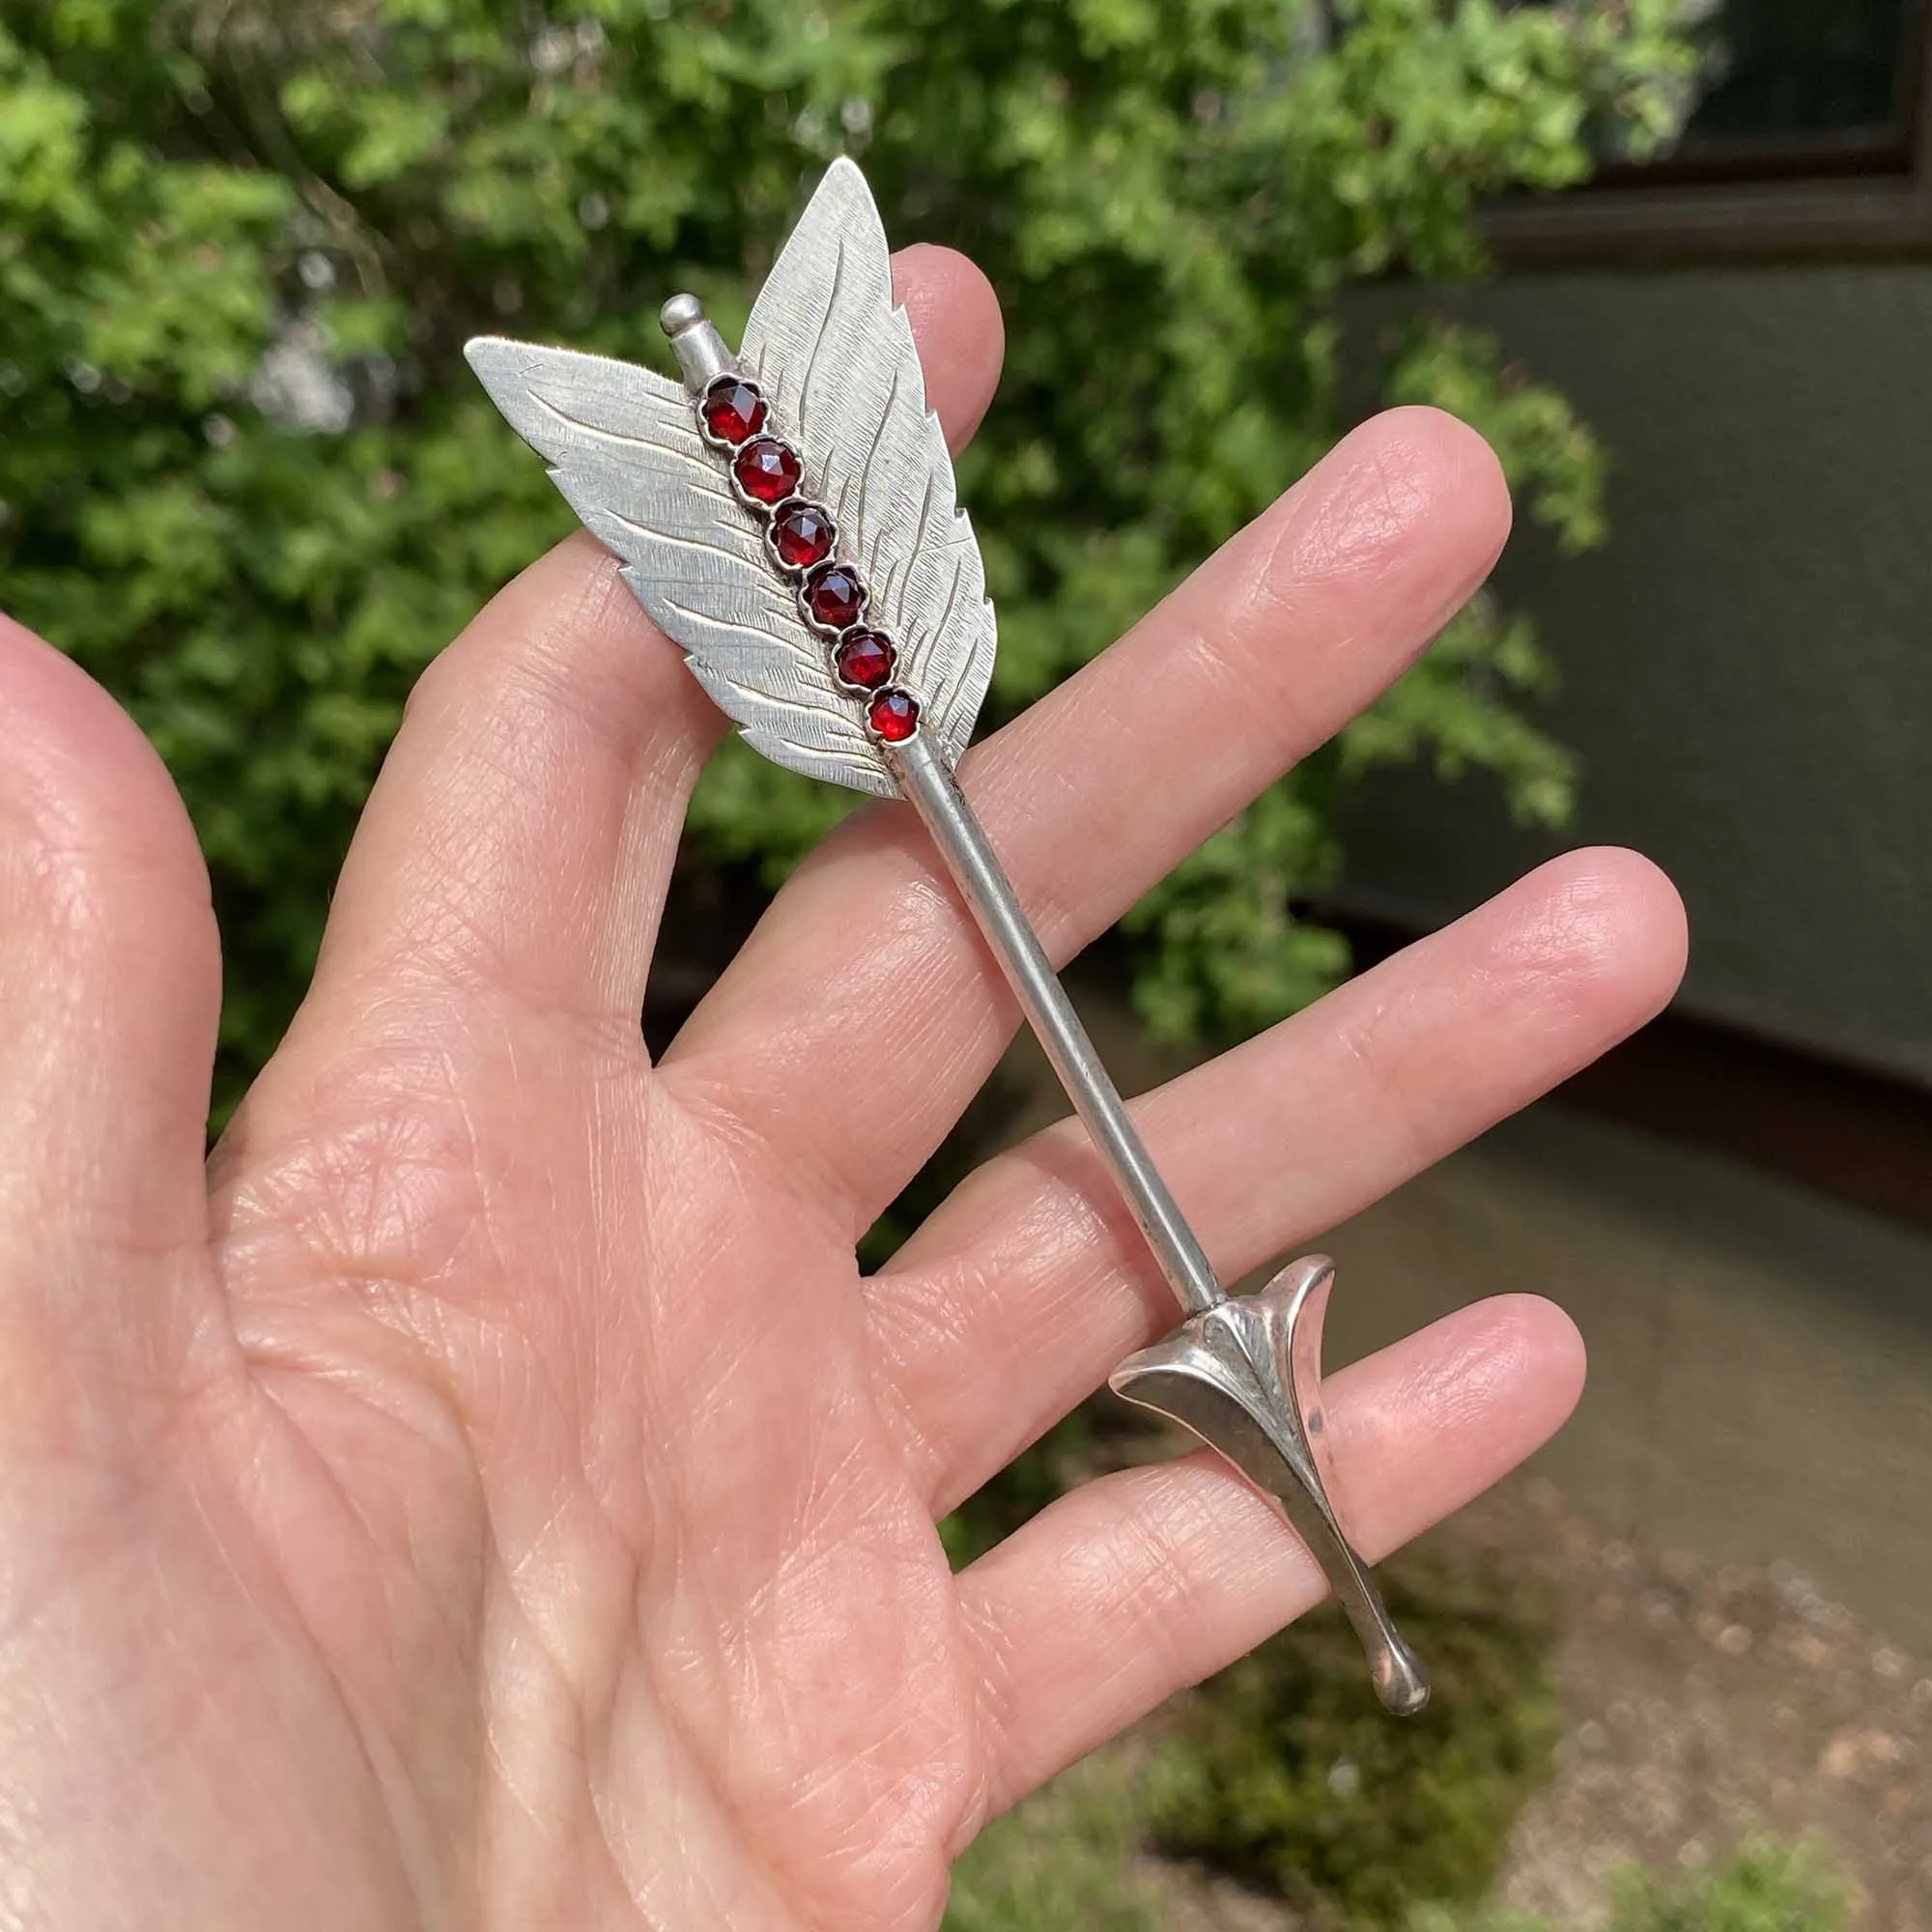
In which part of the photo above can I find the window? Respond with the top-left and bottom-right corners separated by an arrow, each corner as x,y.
1487,0 -> 1932,262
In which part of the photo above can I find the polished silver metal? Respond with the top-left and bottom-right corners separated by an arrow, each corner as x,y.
891,733 -> 1223,1321
467,155 -> 1427,1715
892,731 -> 1427,1713
1111,1257 -> 1429,1715
661,298 -> 734,389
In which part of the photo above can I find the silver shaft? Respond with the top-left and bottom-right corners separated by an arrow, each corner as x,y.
889,733 -> 1224,1320
890,734 -> 1428,1714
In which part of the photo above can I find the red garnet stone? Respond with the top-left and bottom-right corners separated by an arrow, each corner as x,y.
701,377 -> 767,445
733,437 -> 802,505
804,561 -> 866,629
834,629 -> 895,690
771,503 -> 837,571
867,689 -> 921,743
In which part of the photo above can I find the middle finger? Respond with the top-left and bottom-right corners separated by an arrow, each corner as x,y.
662,408 -> 1511,1226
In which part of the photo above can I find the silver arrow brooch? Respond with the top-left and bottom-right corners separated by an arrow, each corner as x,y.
468,157 -> 1428,1715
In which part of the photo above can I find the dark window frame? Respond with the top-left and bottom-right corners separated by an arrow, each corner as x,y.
1484,0 -> 1932,265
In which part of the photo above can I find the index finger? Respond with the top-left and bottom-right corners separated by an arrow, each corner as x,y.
221,247 -> 1005,1230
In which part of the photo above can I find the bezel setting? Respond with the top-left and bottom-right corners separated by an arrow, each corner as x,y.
687,355 -> 918,749
766,501 -> 839,576
730,435 -> 804,508
800,559 -> 868,634
698,373 -> 768,449
833,628 -> 897,693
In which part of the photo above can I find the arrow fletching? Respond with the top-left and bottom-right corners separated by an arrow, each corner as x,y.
466,157 -> 997,794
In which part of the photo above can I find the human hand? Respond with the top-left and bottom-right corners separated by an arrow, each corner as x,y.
0,244 -> 1684,1928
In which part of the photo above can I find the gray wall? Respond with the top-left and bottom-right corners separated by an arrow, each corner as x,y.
1339,266 -> 1932,1085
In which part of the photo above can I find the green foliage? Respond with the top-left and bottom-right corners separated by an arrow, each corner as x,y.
1150,1547 -> 1565,1928
1598,1840 -> 1855,1932
0,0 -> 1691,1101
944,1747 -> 1163,1932
946,1752 -> 1852,1932
938,1404 -> 1096,1568
1412,1835 -> 1855,1932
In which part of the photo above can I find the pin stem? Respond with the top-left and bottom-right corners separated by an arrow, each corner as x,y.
890,735 -> 1428,1713
889,732 -> 1225,1321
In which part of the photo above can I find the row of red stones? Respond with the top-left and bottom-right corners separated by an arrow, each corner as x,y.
698,374 -> 922,746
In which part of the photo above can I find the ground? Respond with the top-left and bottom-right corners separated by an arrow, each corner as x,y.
1109,1472 -> 1930,1929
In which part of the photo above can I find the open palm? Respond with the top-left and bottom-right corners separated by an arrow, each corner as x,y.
0,247 -> 1683,1929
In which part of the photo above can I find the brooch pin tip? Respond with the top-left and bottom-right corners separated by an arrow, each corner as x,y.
659,295 -> 735,392
659,292 -> 706,336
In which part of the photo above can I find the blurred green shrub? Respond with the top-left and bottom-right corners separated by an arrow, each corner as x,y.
951,1692 -> 1855,1932
1595,1840 -> 1855,1932
0,0 -> 1690,1101
938,1404 -> 1094,1567
945,1741 -> 1850,1932
948,1712 -> 1851,1932
951,1776 -> 1853,1932
1413,1834 -> 1855,1932
1149,1546 -> 1565,1928
944,1747 -> 1163,1932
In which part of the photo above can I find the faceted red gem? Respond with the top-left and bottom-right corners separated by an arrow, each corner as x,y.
834,630 -> 895,691
701,377 -> 767,445
867,688 -> 921,743
804,561 -> 866,629
733,437 -> 802,505
771,503 -> 837,570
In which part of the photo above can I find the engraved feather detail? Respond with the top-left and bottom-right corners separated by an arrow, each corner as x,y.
742,158 -> 996,769
465,157 -> 996,796
463,337 -> 893,794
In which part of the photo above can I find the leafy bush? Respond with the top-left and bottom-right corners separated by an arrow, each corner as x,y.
1599,1840 -> 1855,1932
1412,1835 -> 1855,1932
951,1768 -> 1853,1932
0,0 -> 1690,1106
1149,1545 -> 1565,1928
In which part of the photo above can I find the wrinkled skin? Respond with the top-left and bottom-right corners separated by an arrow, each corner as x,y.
0,247 -> 1684,1929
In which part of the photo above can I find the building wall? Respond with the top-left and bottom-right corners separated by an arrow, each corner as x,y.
1337,266 -> 1932,1086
